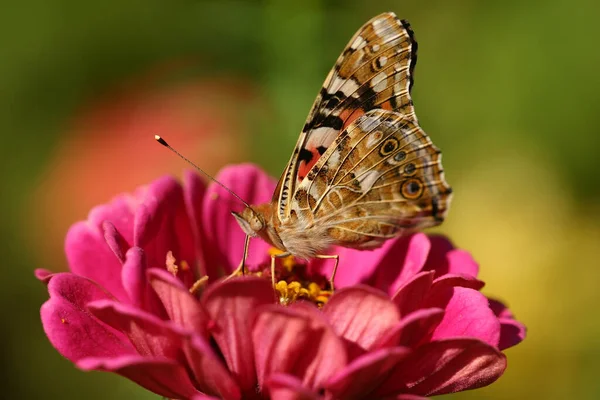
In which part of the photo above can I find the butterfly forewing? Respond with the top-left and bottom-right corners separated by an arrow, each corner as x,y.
291,109 -> 452,249
275,12 -> 419,222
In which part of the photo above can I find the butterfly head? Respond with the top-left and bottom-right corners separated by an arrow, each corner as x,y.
232,207 -> 266,238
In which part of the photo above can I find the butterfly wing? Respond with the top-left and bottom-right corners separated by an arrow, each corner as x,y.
291,109 -> 452,249
274,12 -> 419,222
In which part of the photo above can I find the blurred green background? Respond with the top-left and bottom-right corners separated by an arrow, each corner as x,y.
2,0 -> 599,399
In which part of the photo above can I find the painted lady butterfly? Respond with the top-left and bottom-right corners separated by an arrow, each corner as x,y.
233,12 -> 453,289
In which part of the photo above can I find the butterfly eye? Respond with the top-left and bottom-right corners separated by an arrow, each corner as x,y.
401,178 -> 424,199
379,138 -> 400,156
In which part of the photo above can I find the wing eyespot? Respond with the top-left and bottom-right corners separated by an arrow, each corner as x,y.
403,162 -> 416,176
401,178 -> 424,199
379,137 -> 400,156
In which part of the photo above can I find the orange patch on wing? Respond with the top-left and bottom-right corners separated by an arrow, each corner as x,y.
380,101 -> 393,111
340,108 -> 366,129
298,147 -> 321,180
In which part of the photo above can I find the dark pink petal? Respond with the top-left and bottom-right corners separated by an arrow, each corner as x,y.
375,308 -> 444,349
120,247 -> 146,308
376,339 -> 507,396
134,176 -> 197,288
148,268 -> 210,336
253,302 -> 347,391
183,334 -> 242,400
202,164 -> 276,274
423,235 -> 479,278
489,299 -> 527,350
392,271 -> 435,316
183,169 -> 209,278
77,355 -> 200,399
385,395 -> 429,400
40,273 -> 134,362
323,285 -> 400,350
35,268 -> 54,282
429,274 -> 485,297
426,287 -> 501,348
87,299 -> 187,360
202,277 -> 274,395
325,347 -> 411,399
88,193 -> 137,242
266,374 -> 320,400
65,221 -> 128,302
361,234 -> 431,295
102,221 -> 128,263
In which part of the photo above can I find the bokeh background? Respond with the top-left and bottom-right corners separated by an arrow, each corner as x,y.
2,0 -> 599,398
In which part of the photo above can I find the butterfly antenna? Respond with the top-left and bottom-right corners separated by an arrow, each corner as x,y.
154,135 -> 251,208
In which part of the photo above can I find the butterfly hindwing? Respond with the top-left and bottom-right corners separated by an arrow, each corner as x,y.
275,12 -> 418,222
291,109 -> 452,249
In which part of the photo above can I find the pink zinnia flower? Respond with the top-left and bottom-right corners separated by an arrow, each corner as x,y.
37,164 -> 526,399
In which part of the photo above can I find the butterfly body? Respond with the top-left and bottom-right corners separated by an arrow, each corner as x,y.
233,12 -> 452,280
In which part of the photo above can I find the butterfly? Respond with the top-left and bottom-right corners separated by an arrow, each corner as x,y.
232,11 -> 453,290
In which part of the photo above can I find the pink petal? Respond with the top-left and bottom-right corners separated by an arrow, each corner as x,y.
65,221 -> 128,302
87,299 -> 188,360
392,271 -> 435,316
77,355 -> 200,399
376,338 -> 507,396
102,220 -> 129,263
266,374 -> 321,400
183,334 -> 242,400
183,169 -> 209,278
148,268 -> 210,336
489,299 -> 527,350
325,347 -> 411,398
35,268 -> 54,282
429,274 -> 485,297
40,273 -> 135,362
323,285 -> 400,350
375,308 -> 445,349
253,302 -> 347,391
202,164 -> 275,274
423,235 -> 479,278
134,175 -> 197,288
426,287 -> 501,348
201,276 -> 275,395
120,247 -> 146,308
361,233 -> 431,295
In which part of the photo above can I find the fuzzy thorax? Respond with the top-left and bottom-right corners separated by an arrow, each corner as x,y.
232,203 -> 333,259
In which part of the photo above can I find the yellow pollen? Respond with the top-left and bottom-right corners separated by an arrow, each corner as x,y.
189,276 -> 209,295
275,279 -> 332,307
210,192 -> 219,200
61,318 -> 67,324
180,260 -> 190,271
269,248 -> 296,272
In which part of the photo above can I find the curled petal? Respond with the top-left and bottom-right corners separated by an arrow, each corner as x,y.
40,273 -> 134,362
424,236 -> 479,278
253,303 -> 347,391
266,374 -> 320,400
429,274 -> 485,297
35,268 -> 54,282
102,221 -> 129,263
325,347 -> 411,398
148,268 -> 210,335
323,285 -> 400,350
392,271 -> 435,316
77,355 -> 200,399
376,338 -> 507,397
183,334 -> 242,400
183,169 -> 209,278
202,277 -> 274,395
365,234 -> 431,295
375,308 -> 444,349
65,221 -> 127,301
489,299 -> 527,350
87,299 -> 187,359
427,287 -> 501,348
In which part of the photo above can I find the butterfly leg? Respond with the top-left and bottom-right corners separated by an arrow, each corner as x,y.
315,254 -> 340,292
226,234 -> 250,280
271,251 -> 291,290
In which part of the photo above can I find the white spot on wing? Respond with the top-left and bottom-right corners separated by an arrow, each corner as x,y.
351,35 -> 365,50
358,116 -> 380,132
306,127 -> 338,147
372,18 -> 395,37
372,72 -> 388,93
366,131 -> 383,149
328,75 -> 360,97
328,149 -> 341,167
356,170 -> 381,191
